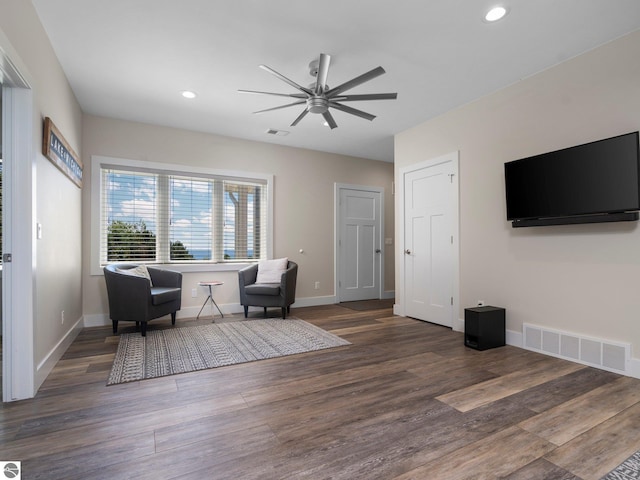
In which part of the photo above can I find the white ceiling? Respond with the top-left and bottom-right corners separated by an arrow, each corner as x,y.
31,0 -> 640,162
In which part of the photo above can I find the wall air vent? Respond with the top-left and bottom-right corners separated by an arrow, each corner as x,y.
523,323 -> 630,375
265,129 -> 289,136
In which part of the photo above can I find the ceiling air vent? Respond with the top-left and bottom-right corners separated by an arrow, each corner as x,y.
265,129 -> 289,136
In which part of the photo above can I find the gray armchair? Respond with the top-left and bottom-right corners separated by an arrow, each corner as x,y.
238,261 -> 298,319
104,264 -> 182,336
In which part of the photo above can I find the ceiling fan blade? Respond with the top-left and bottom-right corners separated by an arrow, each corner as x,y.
322,111 -> 338,129
253,100 -> 306,114
259,64 -> 313,95
329,102 -> 376,121
331,93 -> 397,102
291,108 -> 309,127
325,66 -> 386,97
315,53 -> 331,94
238,89 -> 308,99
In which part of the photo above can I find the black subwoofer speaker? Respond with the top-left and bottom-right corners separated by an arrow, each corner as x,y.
464,306 -> 505,351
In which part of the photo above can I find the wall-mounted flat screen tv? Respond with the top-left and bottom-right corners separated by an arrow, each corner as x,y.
504,131 -> 640,227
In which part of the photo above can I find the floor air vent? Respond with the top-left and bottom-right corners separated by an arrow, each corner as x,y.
523,323 -> 629,374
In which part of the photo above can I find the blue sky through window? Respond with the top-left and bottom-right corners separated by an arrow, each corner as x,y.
106,171 -> 157,232
105,169 -> 261,260
170,176 -> 212,259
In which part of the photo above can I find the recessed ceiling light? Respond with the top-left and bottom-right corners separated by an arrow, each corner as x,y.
181,90 -> 197,99
484,6 -> 508,22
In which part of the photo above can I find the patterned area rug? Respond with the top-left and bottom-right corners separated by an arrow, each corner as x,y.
602,450 -> 640,479
107,318 -> 350,385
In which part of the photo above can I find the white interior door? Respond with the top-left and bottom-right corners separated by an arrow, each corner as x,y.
404,160 -> 455,327
338,186 -> 382,302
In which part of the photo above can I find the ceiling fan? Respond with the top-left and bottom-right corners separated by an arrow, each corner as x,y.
238,53 -> 397,129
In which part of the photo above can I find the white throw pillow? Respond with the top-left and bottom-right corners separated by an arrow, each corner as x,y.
116,265 -> 153,286
256,257 -> 288,284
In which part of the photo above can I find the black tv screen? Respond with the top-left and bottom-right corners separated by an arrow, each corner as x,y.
504,132 -> 640,225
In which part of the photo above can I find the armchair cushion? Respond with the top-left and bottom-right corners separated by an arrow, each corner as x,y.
244,284 -> 280,296
151,286 -> 182,305
256,257 -> 288,283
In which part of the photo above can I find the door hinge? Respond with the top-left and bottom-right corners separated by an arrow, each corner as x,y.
3,253 -> 12,263
451,297 -> 453,306
451,235 -> 453,244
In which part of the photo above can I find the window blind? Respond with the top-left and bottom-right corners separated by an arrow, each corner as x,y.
169,175 -> 212,261
100,166 -> 268,264
101,169 -> 158,262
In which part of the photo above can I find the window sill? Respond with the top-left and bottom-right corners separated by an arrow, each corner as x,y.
91,262 -> 253,276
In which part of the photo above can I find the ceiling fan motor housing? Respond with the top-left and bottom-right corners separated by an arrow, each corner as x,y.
307,96 -> 329,114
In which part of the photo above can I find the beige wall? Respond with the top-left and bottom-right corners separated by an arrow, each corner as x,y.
0,0 -> 83,373
82,115 -> 395,318
2,0 -> 392,392
396,31 -> 640,355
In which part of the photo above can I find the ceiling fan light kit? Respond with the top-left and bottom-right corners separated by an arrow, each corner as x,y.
239,53 -> 397,129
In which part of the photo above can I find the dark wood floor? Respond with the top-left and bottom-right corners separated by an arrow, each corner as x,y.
1,303 -> 639,479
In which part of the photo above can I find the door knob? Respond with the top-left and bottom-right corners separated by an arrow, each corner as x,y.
375,249 -> 381,253
405,249 -> 411,255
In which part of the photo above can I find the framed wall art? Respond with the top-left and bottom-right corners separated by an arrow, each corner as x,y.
42,116 -> 83,188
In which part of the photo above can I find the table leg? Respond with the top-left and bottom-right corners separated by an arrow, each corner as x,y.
196,285 -> 224,320
196,294 -> 212,320
211,296 -> 224,318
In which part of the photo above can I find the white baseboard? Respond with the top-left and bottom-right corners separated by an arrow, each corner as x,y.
83,313 -> 110,328
506,328 -> 523,348
35,316 -> 83,390
454,317 -> 464,332
84,295 -> 341,328
84,305 -> 244,328
629,357 -> 640,379
294,295 -> 337,308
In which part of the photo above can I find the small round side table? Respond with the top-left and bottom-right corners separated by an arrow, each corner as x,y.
196,281 -> 224,320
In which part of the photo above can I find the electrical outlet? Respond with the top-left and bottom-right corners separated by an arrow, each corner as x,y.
191,288 -> 197,298
314,281 -> 320,290
61,310 -> 65,324
477,300 -> 485,307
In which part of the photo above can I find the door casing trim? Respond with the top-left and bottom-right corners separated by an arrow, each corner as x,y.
1,40 -> 36,401
334,183 -> 385,302
396,152 -> 460,330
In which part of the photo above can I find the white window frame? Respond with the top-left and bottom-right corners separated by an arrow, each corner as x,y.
90,155 -> 273,275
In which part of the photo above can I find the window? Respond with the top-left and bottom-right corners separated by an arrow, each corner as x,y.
92,156 -> 272,272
